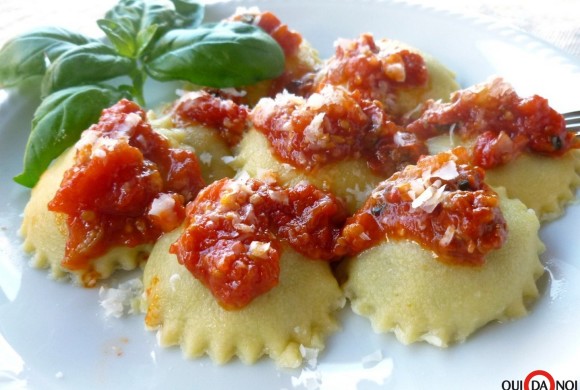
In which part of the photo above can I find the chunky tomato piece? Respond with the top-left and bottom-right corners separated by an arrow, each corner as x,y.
170,176 -> 347,309
335,147 -> 507,265
49,99 -> 205,273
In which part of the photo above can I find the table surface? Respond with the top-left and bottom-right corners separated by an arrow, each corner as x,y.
1,0 -> 579,61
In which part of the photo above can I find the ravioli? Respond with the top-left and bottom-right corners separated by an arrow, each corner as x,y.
428,134 -> 580,221
20,100 -> 205,287
339,188 -> 545,347
20,147 -> 151,286
143,230 -> 344,367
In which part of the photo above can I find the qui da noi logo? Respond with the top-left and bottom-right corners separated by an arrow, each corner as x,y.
501,370 -> 579,390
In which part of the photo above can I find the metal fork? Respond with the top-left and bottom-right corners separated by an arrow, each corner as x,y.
564,111 -> 580,134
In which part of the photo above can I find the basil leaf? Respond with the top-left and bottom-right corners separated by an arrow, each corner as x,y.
0,27 -> 97,88
97,19 -> 137,58
102,0 -> 204,57
135,24 -> 160,57
41,42 -> 135,97
170,0 -> 205,29
144,22 -> 285,88
14,85 -> 128,188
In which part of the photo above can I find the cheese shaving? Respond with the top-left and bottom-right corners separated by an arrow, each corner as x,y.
411,181 -> 446,213
432,160 -> 459,181
439,225 -> 456,247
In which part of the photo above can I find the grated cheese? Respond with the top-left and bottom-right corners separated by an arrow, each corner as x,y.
178,90 -> 205,103
198,152 -> 212,165
291,369 -> 322,390
346,183 -> 374,205
256,168 -> 278,184
268,189 -> 290,205
148,193 -> 176,218
219,87 -> 247,97
439,225 -> 456,247
99,278 -> 144,318
169,273 -> 181,292
384,61 -> 406,82
305,92 -> 325,110
299,345 -> 319,368
248,241 -> 271,259
76,129 -> 100,150
221,155 -> 236,164
303,112 -> 327,146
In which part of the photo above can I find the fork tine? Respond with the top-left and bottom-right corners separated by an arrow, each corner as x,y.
565,117 -> 580,126
563,110 -> 580,119
563,111 -> 580,135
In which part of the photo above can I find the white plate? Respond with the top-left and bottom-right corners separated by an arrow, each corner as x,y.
1,1 -> 580,389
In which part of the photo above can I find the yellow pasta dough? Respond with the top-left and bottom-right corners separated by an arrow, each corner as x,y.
428,134 -> 580,221
485,152 -> 580,221
148,110 -> 236,183
233,128 -> 381,213
142,229 -> 345,367
20,148 -> 150,286
376,39 -> 460,116
339,188 -> 545,347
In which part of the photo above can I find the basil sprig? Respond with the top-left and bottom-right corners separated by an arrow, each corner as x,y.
0,0 -> 285,188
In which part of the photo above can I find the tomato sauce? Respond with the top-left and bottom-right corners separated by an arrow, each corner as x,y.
313,34 -> 428,111
230,10 -> 314,100
251,11 -> 302,57
405,78 -> 578,168
49,99 -> 205,275
170,175 -> 348,309
172,91 -> 249,147
335,147 -> 507,265
251,85 -> 427,177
